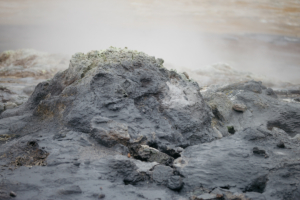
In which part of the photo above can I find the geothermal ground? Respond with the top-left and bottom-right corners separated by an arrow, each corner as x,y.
0,47 -> 299,200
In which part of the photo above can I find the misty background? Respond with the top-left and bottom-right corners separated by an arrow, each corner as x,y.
0,0 -> 300,87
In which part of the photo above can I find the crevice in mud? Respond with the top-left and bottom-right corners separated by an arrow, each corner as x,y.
147,141 -> 159,149
220,186 -> 231,190
227,126 -> 235,134
160,148 -> 181,160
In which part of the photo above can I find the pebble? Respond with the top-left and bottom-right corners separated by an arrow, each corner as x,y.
232,103 -> 247,112
10,191 -> 17,197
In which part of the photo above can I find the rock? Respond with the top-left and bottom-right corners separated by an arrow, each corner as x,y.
245,175 -> 268,193
9,191 -> 17,197
265,88 -> 277,98
173,157 -> 188,168
133,159 -> 158,173
167,175 -> 183,191
276,141 -> 285,148
253,147 -> 268,157
242,127 -> 266,141
91,117 -> 130,147
294,97 -> 300,102
204,92 -> 232,123
136,145 -> 174,165
11,47 -> 213,147
98,194 -> 105,199
243,81 -> 263,93
155,145 -> 183,159
58,185 -> 82,195
232,103 -> 247,112
182,72 -> 189,79
212,127 -> 223,138
152,165 -> 173,185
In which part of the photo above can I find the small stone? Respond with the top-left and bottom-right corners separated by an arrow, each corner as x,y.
232,103 -> 247,112
91,119 -> 130,147
265,88 -> 277,97
10,191 -> 17,197
167,175 -> 183,191
99,194 -> 105,199
253,147 -> 267,157
277,141 -> 285,148
182,72 -> 189,79
152,165 -> 173,185
136,145 -> 174,165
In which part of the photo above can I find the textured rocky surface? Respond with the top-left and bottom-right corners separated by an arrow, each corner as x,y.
0,48 -> 299,200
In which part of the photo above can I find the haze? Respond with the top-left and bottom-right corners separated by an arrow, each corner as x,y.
1,0 -> 300,86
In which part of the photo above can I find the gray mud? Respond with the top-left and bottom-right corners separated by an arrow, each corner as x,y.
0,48 -> 299,200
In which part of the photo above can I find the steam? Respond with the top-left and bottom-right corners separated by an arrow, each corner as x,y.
0,0 -> 300,88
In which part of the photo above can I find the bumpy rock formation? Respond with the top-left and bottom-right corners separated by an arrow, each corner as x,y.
0,48 -> 299,200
